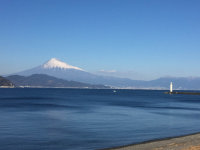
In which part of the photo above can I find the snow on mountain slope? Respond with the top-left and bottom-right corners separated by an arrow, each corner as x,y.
42,58 -> 83,70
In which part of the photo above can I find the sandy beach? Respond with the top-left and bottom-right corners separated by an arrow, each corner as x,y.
106,133 -> 200,150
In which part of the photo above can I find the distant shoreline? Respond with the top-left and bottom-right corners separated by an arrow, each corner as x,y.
0,86 -> 110,89
105,132 -> 200,150
1,87 -> 200,91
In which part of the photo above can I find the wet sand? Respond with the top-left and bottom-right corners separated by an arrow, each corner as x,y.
106,133 -> 200,150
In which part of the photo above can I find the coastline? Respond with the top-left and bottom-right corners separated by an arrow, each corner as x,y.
105,132 -> 200,150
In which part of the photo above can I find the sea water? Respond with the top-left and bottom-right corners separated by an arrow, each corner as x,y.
0,88 -> 200,150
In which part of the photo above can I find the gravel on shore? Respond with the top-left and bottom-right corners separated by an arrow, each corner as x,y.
105,133 -> 200,150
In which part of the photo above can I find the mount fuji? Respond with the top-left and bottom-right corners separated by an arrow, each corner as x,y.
13,58 -> 142,87
15,58 -> 95,83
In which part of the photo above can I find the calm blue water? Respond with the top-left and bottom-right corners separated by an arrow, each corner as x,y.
0,89 -> 200,150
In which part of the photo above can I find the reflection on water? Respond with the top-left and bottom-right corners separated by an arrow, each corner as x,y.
0,89 -> 200,150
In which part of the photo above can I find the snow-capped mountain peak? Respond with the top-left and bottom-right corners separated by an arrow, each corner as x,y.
42,58 -> 83,70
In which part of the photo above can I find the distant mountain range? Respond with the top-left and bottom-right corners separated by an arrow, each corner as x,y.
0,76 -> 13,87
13,58 -> 149,87
6,74 -> 109,89
136,77 -> 200,90
8,58 -> 200,90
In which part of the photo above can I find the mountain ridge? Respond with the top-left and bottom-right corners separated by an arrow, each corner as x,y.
6,74 -> 109,89
0,76 -> 13,87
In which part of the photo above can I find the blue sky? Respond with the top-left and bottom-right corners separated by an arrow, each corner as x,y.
0,0 -> 200,80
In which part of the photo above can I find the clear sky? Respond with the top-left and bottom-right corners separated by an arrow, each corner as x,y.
0,0 -> 200,80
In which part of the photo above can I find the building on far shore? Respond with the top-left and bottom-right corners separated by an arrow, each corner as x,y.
0,85 -> 14,88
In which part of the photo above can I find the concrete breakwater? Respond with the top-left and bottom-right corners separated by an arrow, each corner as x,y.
165,91 -> 200,95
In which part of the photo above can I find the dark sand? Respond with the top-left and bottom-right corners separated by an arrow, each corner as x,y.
105,133 -> 200,150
